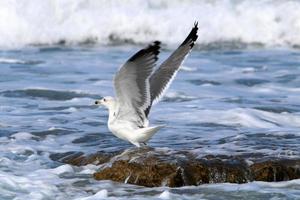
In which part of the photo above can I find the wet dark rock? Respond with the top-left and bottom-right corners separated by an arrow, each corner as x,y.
250,159 -> 300,181
50,151 -> 115,166
51,148 -> 300,187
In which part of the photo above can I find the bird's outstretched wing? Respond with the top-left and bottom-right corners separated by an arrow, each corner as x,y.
145,22 -> 198,116
114,41 -> 161,126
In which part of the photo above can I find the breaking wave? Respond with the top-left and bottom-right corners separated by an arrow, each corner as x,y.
1,0 -> 300,48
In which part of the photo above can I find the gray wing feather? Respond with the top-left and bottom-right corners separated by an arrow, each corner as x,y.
114,41 -> 160,125
145,22 -> 198,116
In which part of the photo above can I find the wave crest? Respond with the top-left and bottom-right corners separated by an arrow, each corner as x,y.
1,0 -> 300,48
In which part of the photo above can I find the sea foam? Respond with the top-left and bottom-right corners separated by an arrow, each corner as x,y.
1,0 -> 300,48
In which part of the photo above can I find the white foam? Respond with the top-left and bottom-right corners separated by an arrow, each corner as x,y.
76,189 -> 108,200
64,107 -> 78,112
0,58 -> 26,64
1,0 -> 300,48
158,190 -> 171,199
48,127 -> 66,131
50,164 -> 74,175
180,65 -> 197,72
203,179 -> 300,191
174,108 -> 300,129
11,132 -> 37,140
0,171 -> 60,200
79,164 -> 98,174
164,91 -> 196,101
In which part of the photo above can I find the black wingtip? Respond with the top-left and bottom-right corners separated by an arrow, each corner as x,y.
151,40 -> 161,58
149,40 -> 161,55
128,41 -> 161,62
180,21 -> 198,48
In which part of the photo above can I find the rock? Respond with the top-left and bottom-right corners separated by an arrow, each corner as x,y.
51,148 -> 300,187
50,151 -> 116,166
95,160 -> 182,187
251,159 -> 300,181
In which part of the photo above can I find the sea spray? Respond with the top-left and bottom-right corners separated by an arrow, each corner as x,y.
1,0 -> 300,48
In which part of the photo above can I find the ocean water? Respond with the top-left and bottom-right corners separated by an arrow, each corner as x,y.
2,0 -> 300,49
0,0 -> 300,200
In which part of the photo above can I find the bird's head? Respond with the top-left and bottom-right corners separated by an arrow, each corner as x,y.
95,96 -> 115,109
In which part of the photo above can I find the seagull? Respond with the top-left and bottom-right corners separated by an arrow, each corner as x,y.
95,22 -> 198,147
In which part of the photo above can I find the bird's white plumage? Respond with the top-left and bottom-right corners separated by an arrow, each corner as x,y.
96,23 -> 198,147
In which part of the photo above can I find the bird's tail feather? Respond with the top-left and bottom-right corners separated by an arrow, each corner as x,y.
136,125 -> 165,142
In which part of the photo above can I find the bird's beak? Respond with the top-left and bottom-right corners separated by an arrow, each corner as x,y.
95,100 -> 102,105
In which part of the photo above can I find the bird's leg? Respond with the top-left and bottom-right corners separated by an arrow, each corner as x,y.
131,142 -> 147,147
131,142 -> 141,147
